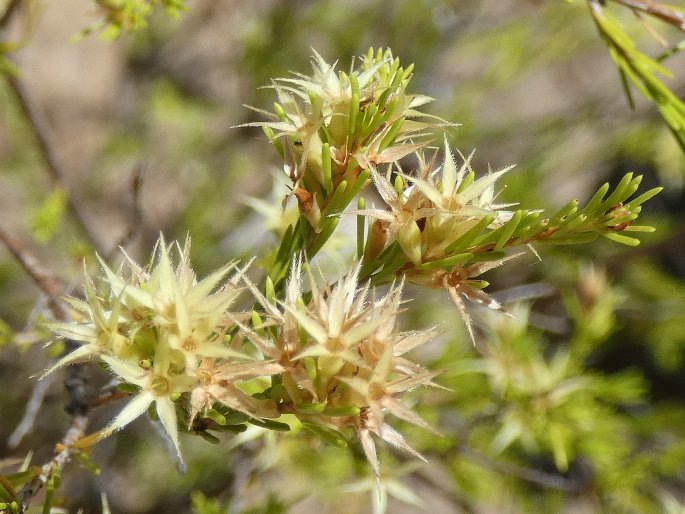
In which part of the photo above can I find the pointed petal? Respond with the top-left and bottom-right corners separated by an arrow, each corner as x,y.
378,423 -> 427,462
43,322 -> 95,343
441,136 -> 457,198
448,288 -> 475,346
103,392 -> 155,436
382,396 -> 441,436
97,254 -> 154,309
186,261 -> 238,306
370,168 -> 401,207
156,397 -> 183,463
101,355 -> 147,386
359,427 -> 382,487
457,165 -> 515,205
194,341 -> 253,360
280,302 -> 328,345
40,345 -> 95,378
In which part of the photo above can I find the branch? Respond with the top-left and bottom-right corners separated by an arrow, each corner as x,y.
4,70 -> 107,256
106,162 -> 146,260
609,0 -> 685,31
0,228 -> 92,512
0,226 -> 66,320
7,373 -> 58,448
14,414 -> 89,513
458,446 -> 591,493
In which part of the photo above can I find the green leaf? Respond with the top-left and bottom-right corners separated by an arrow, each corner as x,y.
601,231 -> 640,246
248,418 -> 291,432
300,421 -> 349,448
0,319 -> 13,349
31,188 -> 68,244
294,402 -> 327,415
417,253 -> 473,271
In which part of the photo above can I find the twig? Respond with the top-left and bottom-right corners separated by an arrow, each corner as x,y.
413,466 -> 477,514
0,227 -> 92,512
0,226 -> 66,320
8,373 -> 58,448
610,0 -> 685,31
15,414 -> 89,513
106,162 -> 146,260
0,0 -> 22,28
458,446 -> 589,493
4,70 -> 107,256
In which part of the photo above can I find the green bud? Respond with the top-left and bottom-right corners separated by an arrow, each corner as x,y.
295,402 -> 327,414
323,405 -> 361,417
397,222 -> 423,265
205,408 -> 227,426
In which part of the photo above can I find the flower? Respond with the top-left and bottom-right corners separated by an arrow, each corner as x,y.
247,257 -> 441,483
353,166 -> 437,265
44,234 -> 270,462
99,346 -> 193,462
243,48 -> 444,219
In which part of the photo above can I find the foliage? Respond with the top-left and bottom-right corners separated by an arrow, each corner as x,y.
1,1 -> 685,514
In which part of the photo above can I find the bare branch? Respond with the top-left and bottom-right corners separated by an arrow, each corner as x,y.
458,446 -> 591,493
610,0 -> 685,31
107,162 -> 146,260
4,70 -> 107,256
15,414 -> 89,513
0,0 -> 22,28
0,227 -> 92,512
8,373 -> 58,448
0,226 -> 66,320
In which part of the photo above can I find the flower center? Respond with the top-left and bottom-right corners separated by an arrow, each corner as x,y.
150,375 -> 171,395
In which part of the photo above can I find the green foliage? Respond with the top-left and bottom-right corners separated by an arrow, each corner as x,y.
30,187 -> 67,244
2,1 -> 685,513
73,0 -> 188,41
191,491 -> 288,514
588,0 -> 685,152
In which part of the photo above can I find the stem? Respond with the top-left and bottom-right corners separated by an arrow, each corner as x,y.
5,70 -> 106,256
0,227 -> 92,513
15,415 -> 89,513
609,0 -> 685,31
458,446 -> 590,493
106,162 -> 146,260
0,226 -> 66,320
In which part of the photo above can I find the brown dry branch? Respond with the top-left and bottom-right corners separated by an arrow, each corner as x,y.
14,414 -> 89,513
610,0 -> 685,31
106,162 -> 146,260
458,446 -> 592,493
0,227 -> 91,513
0,226 -> 65,320
4,67 -> 107,255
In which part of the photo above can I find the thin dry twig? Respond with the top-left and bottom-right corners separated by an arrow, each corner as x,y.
15,414 -> 89,513
610,0 -> 685,31
4,70 -> 107,256
107,162 -> 146,260
458,446 -> 591,493
0,226 -> 92,513
8,373 -> 58,448
0,226 -> 66,320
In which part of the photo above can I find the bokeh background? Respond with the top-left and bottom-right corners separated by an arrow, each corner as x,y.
1,1 -> 685,512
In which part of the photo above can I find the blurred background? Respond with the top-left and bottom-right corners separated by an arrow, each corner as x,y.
1,1 -> 685,512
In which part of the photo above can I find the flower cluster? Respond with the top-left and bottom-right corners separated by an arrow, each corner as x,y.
247,48 -> 443,230
357,138 -> 659,341
43,49 -> 661,494
239,259 -> 440,482
46,238 -> 440,480
46,237 -> 282,462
